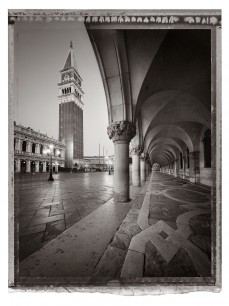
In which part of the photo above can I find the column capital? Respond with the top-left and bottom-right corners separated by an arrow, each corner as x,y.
107,121 -> 136,143
130,145 -> 143,155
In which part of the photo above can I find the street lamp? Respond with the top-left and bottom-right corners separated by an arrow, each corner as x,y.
45,144 -> 54,181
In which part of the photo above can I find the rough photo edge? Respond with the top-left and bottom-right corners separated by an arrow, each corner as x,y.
8,9 -> 222,294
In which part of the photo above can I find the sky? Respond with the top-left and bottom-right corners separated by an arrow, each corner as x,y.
14,20 -> 114,156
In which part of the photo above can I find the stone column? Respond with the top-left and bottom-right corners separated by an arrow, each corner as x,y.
55,164 -> 58,173
35,161 -> 39,172
26,160 -> 31,173
26,141 -> 31,153
15,138 -> 21,151
183,157 -> 186,179
189,151 -> 200,183
107,121 -> 136,202
174,159 -> 179,177
42,161 -> 46,172
131,145 -> 141,187
35,143 -> 40,154
15,159 -> 21,173
140,153 -> 146,185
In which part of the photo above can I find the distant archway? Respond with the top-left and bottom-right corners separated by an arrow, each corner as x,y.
152,163 -> 160,171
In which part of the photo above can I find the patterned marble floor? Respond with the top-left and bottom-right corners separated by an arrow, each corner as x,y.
92,171 -> 212,281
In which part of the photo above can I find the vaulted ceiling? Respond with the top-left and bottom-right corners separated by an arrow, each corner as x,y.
86,26 -> 211,167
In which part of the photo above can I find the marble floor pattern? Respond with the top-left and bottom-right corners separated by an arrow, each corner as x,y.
92,172 -> 212,281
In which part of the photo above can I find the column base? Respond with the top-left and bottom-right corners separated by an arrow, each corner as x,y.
114,192 -> 130,203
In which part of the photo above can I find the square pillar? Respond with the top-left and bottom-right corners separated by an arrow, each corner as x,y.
15,159 -> 21,173
35,160 -> 39,172
189,151 -> 200,183
42,161 -> 46,172
174,159 -> 180,177
140,154 -> 146,185
26,160 -> 31,172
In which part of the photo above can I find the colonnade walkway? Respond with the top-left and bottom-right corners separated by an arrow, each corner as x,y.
18,171 -> 211,284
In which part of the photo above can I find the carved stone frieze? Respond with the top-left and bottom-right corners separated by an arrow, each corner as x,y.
107,121 -> 136,143
8,10 -> 221,26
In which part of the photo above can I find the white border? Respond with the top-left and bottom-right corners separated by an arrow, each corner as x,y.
2,0 -> 228,305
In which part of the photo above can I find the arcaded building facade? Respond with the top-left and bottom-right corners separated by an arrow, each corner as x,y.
58,41 -> 84,169
14,123 -> 65,173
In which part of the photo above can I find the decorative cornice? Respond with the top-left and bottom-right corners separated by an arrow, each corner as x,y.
8,10 -> 221,26
107,121 -> 136,143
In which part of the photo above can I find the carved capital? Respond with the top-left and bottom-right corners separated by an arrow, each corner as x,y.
107,121 -> 136,143
130,145 -> 142,155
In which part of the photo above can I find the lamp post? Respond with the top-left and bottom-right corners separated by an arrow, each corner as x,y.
45,144 -> 54,181
108,160 -> 111,175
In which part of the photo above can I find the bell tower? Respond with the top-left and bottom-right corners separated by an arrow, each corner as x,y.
58,41 -> 84,169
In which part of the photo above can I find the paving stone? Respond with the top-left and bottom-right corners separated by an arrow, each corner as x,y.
19,215 -> 34,229
167,248 -> 199,277
90,245 -> 127,282
20,224 -> 46,237
189,234 -> 211,258
189,214 -> 211,236
124,209 -> 140,223
34,207 -> 50,218
144,241 -> 198,277
43,220 -> 66,244
131,195 -> 145,210
65,212 -> 81,229
29,214 -> 64,226
144,241 -> 168,277
26,202 -> 41,209
110,230 -> 132,250
166,189 -> 209,203
19,232 -> 45,262
121,249 -> 144,278
20,208 -> 37,216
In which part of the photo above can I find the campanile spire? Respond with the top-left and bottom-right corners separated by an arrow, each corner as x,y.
58,42 -> 84,169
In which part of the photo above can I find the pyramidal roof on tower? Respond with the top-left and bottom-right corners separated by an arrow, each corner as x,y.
63,41 -> 78,71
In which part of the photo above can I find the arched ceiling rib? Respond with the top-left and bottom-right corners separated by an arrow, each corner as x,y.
144,124 -> 194,153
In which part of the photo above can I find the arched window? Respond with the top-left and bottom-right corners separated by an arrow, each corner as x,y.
186,148 -> 190,169
203,129 -> 211,168
180,152 -> 183,169
62,89 -> 64,95
32,143 -> 36,153
40,144 -> 43,154
22,141 -> 26,152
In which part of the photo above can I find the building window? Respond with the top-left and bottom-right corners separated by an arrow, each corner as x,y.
40,144 -> 43,154
32,143 -> 36,153
203,129 -> 211,168
180,152 -> 183,169
22,141 -> 26,152
186,148 -> 190,169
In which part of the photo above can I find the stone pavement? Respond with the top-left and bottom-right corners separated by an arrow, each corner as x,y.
15,172 -> 114,261
17,171 -> 212,284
